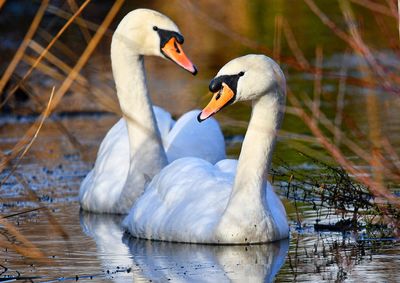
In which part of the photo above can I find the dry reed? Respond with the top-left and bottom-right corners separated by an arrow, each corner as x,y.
0,0 -> 124,173
1,87 -> 55,186
181,0 -> 396,94
0,0 -> 6,10
0,0 -> 92,109
184,0 -> 400,209
0,0 -> 125,261
350,0 -> 397,17
0,0 -> 49,95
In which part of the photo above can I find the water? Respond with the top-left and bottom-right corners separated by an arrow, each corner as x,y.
1,1 -> 400,282
1,115 -> 399,282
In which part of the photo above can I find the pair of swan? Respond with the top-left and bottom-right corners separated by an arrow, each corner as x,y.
79,9 -> 289,244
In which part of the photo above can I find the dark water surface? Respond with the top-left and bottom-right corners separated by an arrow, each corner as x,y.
1,1 -> 400,282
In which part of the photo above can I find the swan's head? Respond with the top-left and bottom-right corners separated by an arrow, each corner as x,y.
113,9 -> 197,74
198,54 -> 286,121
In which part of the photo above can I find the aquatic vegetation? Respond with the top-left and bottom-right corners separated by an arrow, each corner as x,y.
272,154 -> 400,238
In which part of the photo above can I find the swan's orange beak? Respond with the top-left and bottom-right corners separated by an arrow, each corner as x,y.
161,37 -> 197,75
198,83 -> 235,122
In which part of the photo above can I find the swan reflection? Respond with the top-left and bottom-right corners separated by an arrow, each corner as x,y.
80,211 -> 134,282
80,211 -> 288,282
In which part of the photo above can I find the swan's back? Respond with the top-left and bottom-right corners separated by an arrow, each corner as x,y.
123,157 -> 287,243
164,110 -> 225,164
123,157 -> 233,242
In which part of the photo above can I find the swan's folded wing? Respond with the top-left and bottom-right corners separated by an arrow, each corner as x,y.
123,157 -> 233,242
265,182 -> 289,237
79,118 -> 130,213
215,159 -> 238,175
153,106 -> 175,141
79,107 -> 175,213
164,110 -> 226,164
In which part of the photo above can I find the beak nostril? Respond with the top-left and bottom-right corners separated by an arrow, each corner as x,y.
173,41 -> 180,53
215,85 -> 224,100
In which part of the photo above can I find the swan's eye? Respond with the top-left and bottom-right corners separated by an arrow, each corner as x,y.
153,26 -> 158,31
238,71 -> 245,76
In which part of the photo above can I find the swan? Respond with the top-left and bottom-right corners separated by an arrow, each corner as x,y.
123,54 -> 290,244
79,9 -> 225,214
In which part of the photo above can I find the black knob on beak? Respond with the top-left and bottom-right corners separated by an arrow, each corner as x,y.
209,78 -> 222,92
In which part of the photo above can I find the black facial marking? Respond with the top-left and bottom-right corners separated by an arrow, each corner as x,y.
208,71 -> 245,105
155,28 -> 184,48
210,71 -> 244,92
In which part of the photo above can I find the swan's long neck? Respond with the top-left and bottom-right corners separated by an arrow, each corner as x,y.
233,94 -> 283,198
111,33 -> 167,213
217,88 -> 285,241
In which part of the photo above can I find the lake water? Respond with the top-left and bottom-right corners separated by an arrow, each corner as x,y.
1,1 -> 400,282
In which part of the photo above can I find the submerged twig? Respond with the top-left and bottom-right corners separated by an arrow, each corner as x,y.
273,153 -> 400,237
2,207 -> 44,219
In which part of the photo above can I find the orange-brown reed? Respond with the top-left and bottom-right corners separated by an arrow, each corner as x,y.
181,0 -> 400,216
0,0 -> 125,261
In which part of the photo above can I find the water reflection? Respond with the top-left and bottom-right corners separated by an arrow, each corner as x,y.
80,211 -> 289,282
80,211 -> 134,282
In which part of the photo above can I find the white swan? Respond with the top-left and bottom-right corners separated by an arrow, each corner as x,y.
123,54 -> 290,244
79,9 -> 225,214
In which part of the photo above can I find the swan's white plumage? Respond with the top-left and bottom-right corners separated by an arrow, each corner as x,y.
122,157 -> 288,243
164,110 -> 225,163
123,54 -> 290,243
79,9 -> 225,213
80,107 -> 225,213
